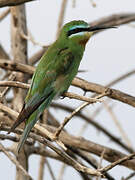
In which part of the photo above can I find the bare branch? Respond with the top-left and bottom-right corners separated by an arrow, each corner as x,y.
10,5 -> 29,180
106,69 -> 135,87
0,143 -> 33,180
0,80 -> 103,103
30,132 -> 102,177
0,59 -> 34,75
123,172 -> 135,180
29,47 -> 48,65
0,8 -> 10,21
0,45 -> 9,59
0,80 -> 30,89
53,92 -> 107,139
46,160 -> 57,180
52,103 -> 134,153
0,72 -> 16,102
0,60 -> 135,107
91,13 -> 135,35
56,0 -> 68,38
100,152 -> 135,174
103,101 -> 132,148
72,77 -> 135,107
1,124 -> 135,171
37,156 -> 46,180
0,0 -> 36,7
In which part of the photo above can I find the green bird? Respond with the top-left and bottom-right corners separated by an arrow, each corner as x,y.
8,20 -> 114,152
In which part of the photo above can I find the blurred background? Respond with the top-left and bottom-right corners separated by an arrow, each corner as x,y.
0,0 -> 135,179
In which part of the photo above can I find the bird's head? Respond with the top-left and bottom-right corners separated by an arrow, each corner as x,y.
59,20 -> 115,47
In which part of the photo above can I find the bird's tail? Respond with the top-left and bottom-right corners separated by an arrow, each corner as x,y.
17,92 -> 56,153
17,109 -> 39,153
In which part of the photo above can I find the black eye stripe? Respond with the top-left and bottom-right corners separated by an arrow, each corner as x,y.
67,28 -> 89,37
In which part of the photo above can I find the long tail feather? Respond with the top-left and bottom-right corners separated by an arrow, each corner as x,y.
8,91 -> 54,135
17,110 -> 38,153
17,92 -> 55,153
7,104 -> 25,134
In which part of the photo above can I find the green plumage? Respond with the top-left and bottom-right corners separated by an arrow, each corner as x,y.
8,20 -> 112,152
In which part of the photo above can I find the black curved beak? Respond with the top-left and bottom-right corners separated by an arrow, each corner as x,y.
87,25 -> 117,32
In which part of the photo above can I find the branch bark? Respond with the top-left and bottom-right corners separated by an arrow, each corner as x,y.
0,104 -> 135,172
10,5 -> 29,180
72,77 -> 135,108
0,60 -> 135,108
0,0 -> 35,7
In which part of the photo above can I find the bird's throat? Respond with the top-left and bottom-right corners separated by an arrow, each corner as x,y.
79,38 -> 90,46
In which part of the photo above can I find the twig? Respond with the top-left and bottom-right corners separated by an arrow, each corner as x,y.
0,80 -> 30,89
106,69 -> 135,87
0,134 -> 33,145
52,103 -> 134,153
46,160 -> 57,180
0,142 -> 33,180
0,102 -> 66,150
56,0 -> 67,38
0,8 -> 10,21
123,172 -> 135,180
38,156 -> 46,180
38,110 -> 48,180
0,72 -> 16,102
89,0 -> 96,7
1,60 -> 135,107
99,152 -> 135,174
48,110 -> 60,127
84,68 -> 135,140
53,91 -> 108,140
71,149 -> 114,180
20,31 -> 46,47
0,80 -> 102,103
57,164 -> 66,180
35,124 -> 67,151
64,92 -> 102,103
0,0 -> 36,7
72,0 -> 76,8
103,101 -> 132,148
5,126 -> 101,177
0,59 -> 34,75
29,47 -> 48,65
1,125 -> 135,171
97,149 -> 105,180
90,13 -> 135,34
35,135 -> 102,177
0,44 -> 9,59
72,77 -> 135,107
0,102 -> 18,119
0,134 -> 19,142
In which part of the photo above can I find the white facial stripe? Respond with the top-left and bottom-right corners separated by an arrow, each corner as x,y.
69,31 -> 86,38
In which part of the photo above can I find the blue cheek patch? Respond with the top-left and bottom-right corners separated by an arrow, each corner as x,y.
69,25 -> 89,31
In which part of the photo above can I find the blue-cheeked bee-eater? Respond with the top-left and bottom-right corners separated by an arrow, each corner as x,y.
8,20 -> 114,152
